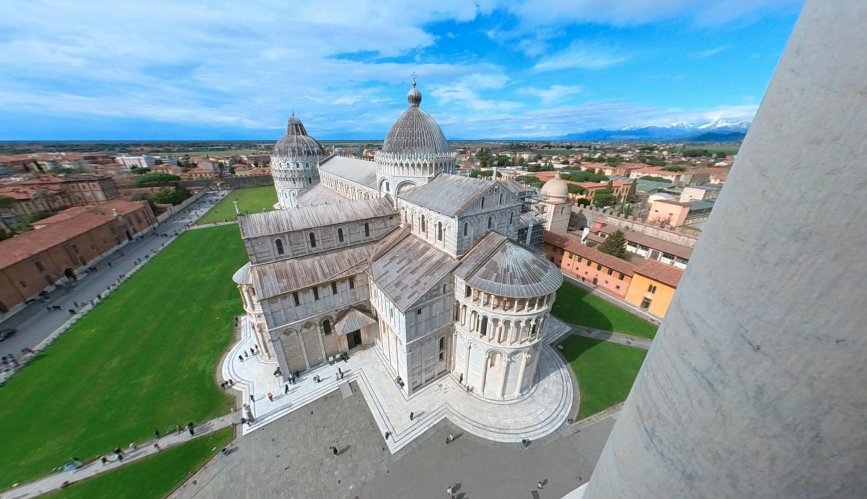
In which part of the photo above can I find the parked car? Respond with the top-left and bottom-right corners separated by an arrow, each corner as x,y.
0,328 -> 16,341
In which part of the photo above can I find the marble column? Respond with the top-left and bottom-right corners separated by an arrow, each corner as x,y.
513,352 -> 528,397
585,2 -> 867,496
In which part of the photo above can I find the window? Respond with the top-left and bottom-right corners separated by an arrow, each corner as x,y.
331,282 -> 338,294
619,273 -> 625,281
463,223 -> 468,236
421,215 -> 426,233
364,222 -> 370,237
349,277 -> 355,289
323,320 -> 332,335
437,222 -> 443,241
293,292 -> 300,306
439,336 -> 445,361
275,239 -> 284,255
417,309 -> 422,315
499,193 -> 503,204
309,232 -> 317,248
480,316 -> 488,336
385,181 -> 390,192
607,269 -> 613,275
487,216 -> 492,229
648,284 -> 657,294
509,212 -> 513,224
597,264 -> 602,271
313,287 -> 319,300
640,297 -> 652,309
577,256 -> 582,263
465,285 -> 471,297
442,283 -> 447,294
337,228 -> 344,243
34,261 -> 45,271
481,197 -> 485,209
586,260 -> 591,267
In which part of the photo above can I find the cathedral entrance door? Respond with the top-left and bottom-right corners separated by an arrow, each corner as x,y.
348,330 -> 362,350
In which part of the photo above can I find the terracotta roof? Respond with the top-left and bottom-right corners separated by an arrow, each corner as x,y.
35,200 -> 145,226
594,224 -> 692,260
0,214 -> 117,268
633,259 -> 683,288
543,231 -> 636,276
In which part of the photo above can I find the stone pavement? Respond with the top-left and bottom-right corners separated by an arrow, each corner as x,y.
0,413 -> 237,499
224,316 -> 575,453
172,383 -> 615,499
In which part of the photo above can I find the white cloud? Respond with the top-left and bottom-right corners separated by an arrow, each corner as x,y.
519,85 -> 584,104
692,45 -> 730,59
532,42 -> 630,72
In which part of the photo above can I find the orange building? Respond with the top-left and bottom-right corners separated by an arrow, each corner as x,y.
0,200 -> 156,315
542,230 -> 684,319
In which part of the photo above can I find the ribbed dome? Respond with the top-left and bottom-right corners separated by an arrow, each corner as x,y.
466,241 -> 563,299
381,84 -> 448,155
273,113 -> 326,157
541,173 -> 569,201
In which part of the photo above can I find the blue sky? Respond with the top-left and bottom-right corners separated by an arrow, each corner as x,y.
0,0 -> 803,140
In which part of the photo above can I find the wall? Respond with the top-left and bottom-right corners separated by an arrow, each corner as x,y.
542,242 -> 632,299
624,273 -> 676,318
571,205 -> 699,247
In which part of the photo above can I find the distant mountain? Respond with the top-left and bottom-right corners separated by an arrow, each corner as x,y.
558,119 -> 749,142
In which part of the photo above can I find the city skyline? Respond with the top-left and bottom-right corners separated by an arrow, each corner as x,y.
0,0 -> 802,140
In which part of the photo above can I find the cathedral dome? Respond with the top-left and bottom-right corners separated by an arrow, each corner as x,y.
273,113 -> 326,158
381,82 -> 448,155
541,173 -> 569,201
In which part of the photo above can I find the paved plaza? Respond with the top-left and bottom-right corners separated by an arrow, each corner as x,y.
172,382 -> 614,499
225,315 -> 575,453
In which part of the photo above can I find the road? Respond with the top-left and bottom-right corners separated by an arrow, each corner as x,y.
0,190 -> 228,362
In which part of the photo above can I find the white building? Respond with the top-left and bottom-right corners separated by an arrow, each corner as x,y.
116,154 -> 156,171
234,83 -> 564,401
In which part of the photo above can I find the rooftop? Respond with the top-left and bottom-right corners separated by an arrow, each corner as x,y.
251,244 -> 376,299
633,259 -> 684,288
399,174 -> 516,217
318,155 -> 378,190
238,197 -> 395,239
543,231 -> 636,276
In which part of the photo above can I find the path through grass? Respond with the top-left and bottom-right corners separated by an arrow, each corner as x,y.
0,225 -> 246,490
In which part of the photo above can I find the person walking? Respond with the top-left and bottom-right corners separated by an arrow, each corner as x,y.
267,392 -> 274,402
537,481 -> 544,490
154,442 -> 161,452
284,384 -> 289,394
329,445 -> 338,455
409,411 -> 414,421
447,432 -> 454,445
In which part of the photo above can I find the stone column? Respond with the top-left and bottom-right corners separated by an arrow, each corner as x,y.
297,331 -> 310,369
479,351 -> 489,395
585,3 -> 867,497
499,357 -> 510,399
513,351 -> 529,397
315,323 -> 326,360
463,341 -> 471,382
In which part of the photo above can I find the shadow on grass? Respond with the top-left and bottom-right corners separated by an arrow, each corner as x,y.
551,284 -> 614,332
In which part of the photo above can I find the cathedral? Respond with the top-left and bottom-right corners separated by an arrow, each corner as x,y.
233,82 -> 570,400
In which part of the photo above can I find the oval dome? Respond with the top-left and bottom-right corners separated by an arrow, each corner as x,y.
273,113 -> 326,158
541,173 -> 569,200
381,83 -> 448,155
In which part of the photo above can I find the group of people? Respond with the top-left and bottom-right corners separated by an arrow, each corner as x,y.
237,345 -> 260,362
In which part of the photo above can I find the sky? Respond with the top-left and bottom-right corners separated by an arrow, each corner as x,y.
0,0 -> 804,140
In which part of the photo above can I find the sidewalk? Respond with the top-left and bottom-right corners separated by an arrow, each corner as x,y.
0,413 -> 237,499
224,316 -> 575,454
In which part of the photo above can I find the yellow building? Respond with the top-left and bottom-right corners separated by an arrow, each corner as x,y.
625,260 -> 682,317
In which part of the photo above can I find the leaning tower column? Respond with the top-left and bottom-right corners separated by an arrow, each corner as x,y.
584,2 -> 867,497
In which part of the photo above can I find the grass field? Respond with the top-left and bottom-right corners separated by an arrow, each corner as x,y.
46,428 -> 233,499
551,283 -> 658,339
0,226 -> 246,490
197,186 -> 277,224
559,335 -> 648,419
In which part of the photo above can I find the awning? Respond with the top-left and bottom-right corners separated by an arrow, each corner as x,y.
334,308 -> 377,336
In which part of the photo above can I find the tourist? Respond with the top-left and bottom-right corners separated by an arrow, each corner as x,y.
267,392 -> 273,402
538,481 -> 544,490
284,384 -> 289,394
153,442 -> 161,451
154,429 -> 160,439
384,431 -> 390,440
249,394 -> 254,402
447,433 -> 454,444
409,411 -> 414,421
330,445 -> 338,456
239,355 -> 244,362
187,422 -> 195,436
101,456 -> 108,465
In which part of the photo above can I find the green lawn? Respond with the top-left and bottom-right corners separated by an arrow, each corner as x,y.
559,335 -> 648,419
551,282 -> 658,339
47,428 -> 233,499
0,225 -> 246,490
197,186 -> 277,224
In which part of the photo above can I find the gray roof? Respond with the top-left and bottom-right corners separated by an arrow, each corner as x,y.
371,232 -> 458,311
272,114 -> 326,158
296,183 -> 349,207
456,232 -> 562,298
238,197 -> 395,239
334,308 -> 377,336
380,84 -> 448,155
252,245 -> 374,299
319,155 -> 378,189
399,174 -> 511,216
232,262 -> 252,285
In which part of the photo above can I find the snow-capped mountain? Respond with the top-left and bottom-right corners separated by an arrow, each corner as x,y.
559,119 -> 750,142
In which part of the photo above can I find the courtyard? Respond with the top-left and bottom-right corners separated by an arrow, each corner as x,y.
196,185 -> 277,224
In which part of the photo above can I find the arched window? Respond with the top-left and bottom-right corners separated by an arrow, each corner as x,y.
480,316 -> 488,336
385,181 -> 390,192
337,228 -> 344,243
487,216 -> 493,229
364,222 -> 370,237
309,232 -> 317,248
499,193 -> 503,204
323,319 -> 332,335
481,197 -> 485,209
463,223 -> 468,236
421,215 -> 426,233
509,212 -> 513,224
437,222 -> 443,241
275,239 -> 284,255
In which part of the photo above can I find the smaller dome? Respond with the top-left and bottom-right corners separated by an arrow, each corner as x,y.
541,172 -> 569,201
407,81 -> 422,107
273,113 -> 326,158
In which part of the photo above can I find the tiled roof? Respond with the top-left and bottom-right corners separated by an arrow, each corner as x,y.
543,231 -> 636,276
251,244 -> 376,299
333,307 -> 377,336
633,259 -> 684,288
319,155 -> 378,189
296,183 -> 349,207
370,232 -> 458,311
34,200 -> 145,226
238,197 -> 396,239
399,174 -> 515,217
0,213 -> 123,268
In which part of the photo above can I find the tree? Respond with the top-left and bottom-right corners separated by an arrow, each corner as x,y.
593,189 -> 617,207
0,195 -> 14,210
153,186 -> 191,205
135,172 -> 181,188
567,184 -> 585,195
662,165 -> 685,172
598,229 -> 627,258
